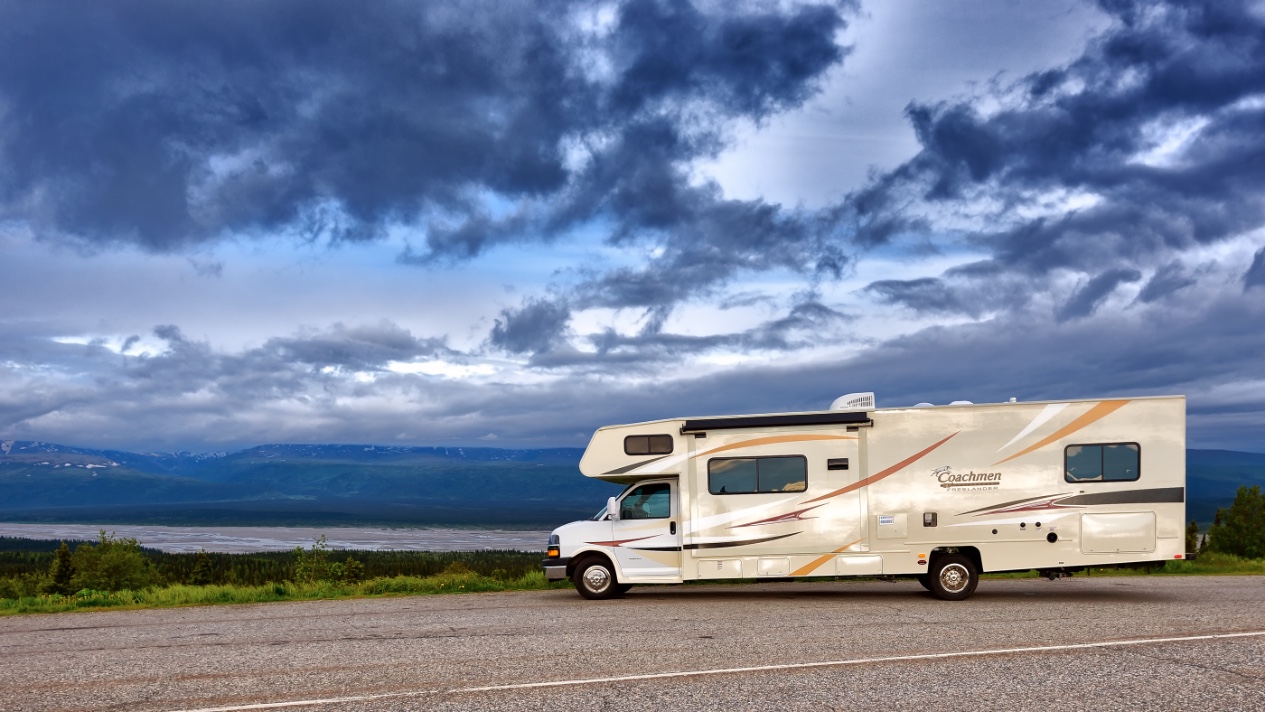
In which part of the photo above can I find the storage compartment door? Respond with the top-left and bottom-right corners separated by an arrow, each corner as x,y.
1080,512 -> 1156,553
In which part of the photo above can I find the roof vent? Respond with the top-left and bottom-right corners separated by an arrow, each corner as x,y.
830,392 -> 875,411
950,400 -> 974,405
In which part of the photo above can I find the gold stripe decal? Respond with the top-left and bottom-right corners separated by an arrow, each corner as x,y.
993,400 -> 1130,465
692,433 -> 856,459
803,432 -> 960,504
791,540 -> 863,576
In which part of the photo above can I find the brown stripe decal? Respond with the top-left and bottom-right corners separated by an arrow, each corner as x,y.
791,540 -> 863,576
803,432 -> 960,504
994,400 -> 1130,465
692,433 -> 857,459
585,536 -> 655,547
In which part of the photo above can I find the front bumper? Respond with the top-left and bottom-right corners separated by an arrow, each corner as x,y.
542,557 -> 570,581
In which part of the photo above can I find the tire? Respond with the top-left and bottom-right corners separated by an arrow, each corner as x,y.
572,558 -> 621,600
915,574 -> 932,591
614,583 -> 633,595
926,553 -> 978,601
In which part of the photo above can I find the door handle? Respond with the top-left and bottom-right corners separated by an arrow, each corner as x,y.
670,521 -> 677,535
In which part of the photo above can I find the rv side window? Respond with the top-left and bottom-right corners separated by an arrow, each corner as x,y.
708,456 -> 807,494
620,482 -> 672,519
1065,443 -> 1140,482
624,434 -> 674,456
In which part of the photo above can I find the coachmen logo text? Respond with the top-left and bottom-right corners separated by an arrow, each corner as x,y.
931,465 -> 1002,490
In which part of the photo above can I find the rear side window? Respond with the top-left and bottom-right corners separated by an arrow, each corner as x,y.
625,434 -> 673,456
1065,443 -> 1140,482
709,456 -> 807,494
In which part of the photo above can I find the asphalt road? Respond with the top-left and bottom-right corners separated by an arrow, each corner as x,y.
2,576 -> 1264,712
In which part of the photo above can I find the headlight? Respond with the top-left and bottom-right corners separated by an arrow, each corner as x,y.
548,533 -> 560,546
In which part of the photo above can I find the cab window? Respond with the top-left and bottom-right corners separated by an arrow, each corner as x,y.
620,482 -> 671,519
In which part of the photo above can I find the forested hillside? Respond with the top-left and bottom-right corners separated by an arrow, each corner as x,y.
1,441 -> 1261,526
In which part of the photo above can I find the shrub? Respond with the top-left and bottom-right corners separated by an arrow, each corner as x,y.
45,542 -> 77,595
189,550 -> 214,586
70,531 -> 160,592
1205,485 -> 1265,559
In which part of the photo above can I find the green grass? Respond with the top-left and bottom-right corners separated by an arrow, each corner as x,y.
5,553 -> 1264,616
0,570 -> 571,615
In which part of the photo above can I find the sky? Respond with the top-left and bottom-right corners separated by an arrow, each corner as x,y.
2,0 -> 1264,453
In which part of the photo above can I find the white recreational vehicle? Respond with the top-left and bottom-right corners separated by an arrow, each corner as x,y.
543,394 -> 1187,601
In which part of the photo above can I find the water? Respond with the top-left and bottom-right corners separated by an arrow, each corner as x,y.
0,523 -> 549,553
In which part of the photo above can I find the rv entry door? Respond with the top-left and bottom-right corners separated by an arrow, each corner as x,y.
611,479 -> 682,581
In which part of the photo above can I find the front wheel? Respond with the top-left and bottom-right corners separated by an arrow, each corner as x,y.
573,559 -> 621,600
927,554 -> 978,601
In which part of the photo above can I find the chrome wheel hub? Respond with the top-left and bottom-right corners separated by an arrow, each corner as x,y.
940,563 -> 969,592
583,566 -> 610,592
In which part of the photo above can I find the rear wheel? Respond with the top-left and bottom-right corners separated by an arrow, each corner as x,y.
573,559 -> 621,600
927,554 -> 978,601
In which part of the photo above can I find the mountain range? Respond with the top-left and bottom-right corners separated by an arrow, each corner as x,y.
1,441 -> 1262,527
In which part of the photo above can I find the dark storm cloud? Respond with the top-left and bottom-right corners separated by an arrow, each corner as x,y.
0,0 -> 850,280
263,322 -> 449,371
1136,261 -> 1196,303
864,272 -> 1032,318
866,278 -> 973,316
570,192 -> 850,310
1245,248 -> 1265,290
488,299 -> 572,356
842,0 -> 1265,287
526,298 -> 851,366
1056,267 -> 1142,322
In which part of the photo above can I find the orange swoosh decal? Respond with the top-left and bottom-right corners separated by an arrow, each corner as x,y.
791,540 -> 863,576
692,433 -> 856,459
803,432 -> 959,504
993,400 -> 1130,465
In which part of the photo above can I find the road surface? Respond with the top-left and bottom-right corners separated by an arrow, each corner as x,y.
2,575 -> 1264,711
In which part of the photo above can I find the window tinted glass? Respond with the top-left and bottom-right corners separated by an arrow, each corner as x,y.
625,436 -> 649,455
620,482 -> 671,519
1065,443 -> 1140,483
1103,443 -> 1139,481
759,456 -> 807,492
1065,445 -> 1103,481
709,456 -> 807,494
624,434 -> 673,456
709,458 -> 758,494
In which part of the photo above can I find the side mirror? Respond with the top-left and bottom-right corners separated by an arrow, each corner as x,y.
607,496 -> 620,521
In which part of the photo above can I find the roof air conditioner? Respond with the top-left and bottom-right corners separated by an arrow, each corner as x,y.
830,392 -> 876,411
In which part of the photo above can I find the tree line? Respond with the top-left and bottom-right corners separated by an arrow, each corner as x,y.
0,533 -> 544,599
1194,485 -> 1265,559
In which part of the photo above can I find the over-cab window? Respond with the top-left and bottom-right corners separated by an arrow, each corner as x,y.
624,434 -> 673,456
1065,443 -> 1140,482
708,456 -> 807,494
620,482 -> 672,519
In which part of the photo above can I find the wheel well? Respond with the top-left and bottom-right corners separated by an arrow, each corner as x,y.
568,552 -> 617,580
930,546 -> 982,573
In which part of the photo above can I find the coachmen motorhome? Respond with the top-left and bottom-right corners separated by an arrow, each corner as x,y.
542,394 -> 1187,601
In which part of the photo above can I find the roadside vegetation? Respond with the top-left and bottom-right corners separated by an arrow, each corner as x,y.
0,533 -> 564,615
2,487 -> 1263,615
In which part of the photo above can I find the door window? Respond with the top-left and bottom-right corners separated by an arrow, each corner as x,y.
620,482 -> 672,519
